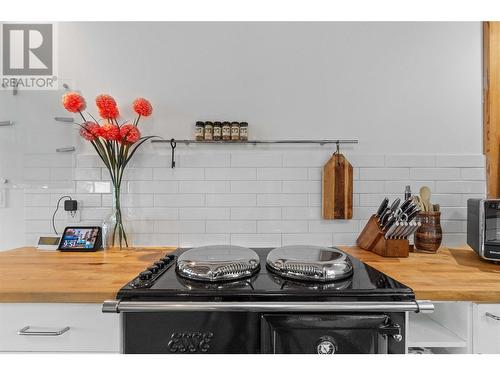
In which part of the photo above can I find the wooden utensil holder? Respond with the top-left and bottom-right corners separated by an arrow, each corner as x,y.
356,215 -> 409,257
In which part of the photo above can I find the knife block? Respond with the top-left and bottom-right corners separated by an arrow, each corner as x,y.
356,215 -> 409,257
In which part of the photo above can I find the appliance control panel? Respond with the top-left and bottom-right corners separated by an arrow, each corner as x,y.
130,254 -> 176,288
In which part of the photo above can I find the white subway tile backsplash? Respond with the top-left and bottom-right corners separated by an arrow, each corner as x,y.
22,151 -> 486,248
155,220 -> 205,233
353,180 -> 386,194
308,220 -> 359,233
410,168 -> 460,180
180,152 -> 230,168
128,181 -> 179,194
257,168 -> 308,180
461,168 -> 486,180
282,233 -> 332,246
74,168 -> 102,181
348,154 -> 385,167
230,181 -> 281,193
359,168 -> 409,180
231,207 -> 281,220
180,208 -> 230,220
282,207 -> 321,220
155,194 -> 205,207
206,168 -> 256,180
257,194 -> 308,207
231,152 -> 283,167
257,221 -> 308,233
179,180 -> 230,194
206,194 -> 256,207
102,194 -> 154,207
206,221 -> 256,233
436,155 -> 485,168
385,154 -> 435,168
283,152 -> 330,167
282,181 -> 320,194
231,234 -> 281,247
435,181 -> 486,194
180,234 -> 230,247
154,168 -> 205,180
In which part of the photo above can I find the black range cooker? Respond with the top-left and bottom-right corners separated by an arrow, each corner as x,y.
103,245 -> 433,354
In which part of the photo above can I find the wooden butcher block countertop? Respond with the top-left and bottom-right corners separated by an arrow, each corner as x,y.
0,246 -> 499,303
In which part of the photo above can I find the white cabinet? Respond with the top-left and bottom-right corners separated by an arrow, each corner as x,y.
0,303 -> 120,353
473,303 -> 500,354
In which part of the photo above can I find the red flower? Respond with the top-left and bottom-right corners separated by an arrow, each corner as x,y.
132,98 -> 153,117
120,124 -> 141,144
79,121 -> 100,141
62,92 -> 86,113
100,123 -> 121,141
96,94 -> 119,119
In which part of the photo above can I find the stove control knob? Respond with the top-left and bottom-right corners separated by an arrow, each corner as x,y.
148,265 -> 160,274
139,270 -> 153,280
161,256 -> 173,264
154,261 -> 166,269
316,336 -> 337,354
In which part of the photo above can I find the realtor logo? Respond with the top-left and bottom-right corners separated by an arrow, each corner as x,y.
1,23 -> 57,89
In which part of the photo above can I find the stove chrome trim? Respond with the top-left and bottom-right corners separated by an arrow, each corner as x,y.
102,299 -> 434,314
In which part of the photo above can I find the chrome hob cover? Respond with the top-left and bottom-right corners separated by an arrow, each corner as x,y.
176,245 -> 260,282
266,245 -> 353,282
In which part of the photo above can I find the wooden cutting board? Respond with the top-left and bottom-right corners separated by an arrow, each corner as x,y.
322,153 -> 353,219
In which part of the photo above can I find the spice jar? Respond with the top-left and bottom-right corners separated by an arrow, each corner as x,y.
213,121 -> 222,141
239,122 -> 248,141
204,121 -> 213,141
195,121 -> 205,141
231,122 -> 240,141
222,122 -> 231,141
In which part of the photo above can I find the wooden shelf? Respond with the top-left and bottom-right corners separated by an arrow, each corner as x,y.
408,314 -> 467,348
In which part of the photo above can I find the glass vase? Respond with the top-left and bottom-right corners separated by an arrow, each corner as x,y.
102,184 -> 130,249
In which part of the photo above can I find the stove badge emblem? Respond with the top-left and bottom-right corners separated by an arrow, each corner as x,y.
316,336 -> 336,354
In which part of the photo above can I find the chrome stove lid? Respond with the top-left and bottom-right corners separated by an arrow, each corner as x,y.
266,245 -> 353,282
176,245 -> 260,282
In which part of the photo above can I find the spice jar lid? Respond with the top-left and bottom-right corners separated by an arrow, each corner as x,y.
205,121 -> 213,126
240,122 -> 248,127
222,121 -> 231,126
195,121 -> 205,126
231,121 -> 240,125
214,121 -> 222,126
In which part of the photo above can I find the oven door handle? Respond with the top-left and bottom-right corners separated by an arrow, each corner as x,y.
102,300 -> 434,313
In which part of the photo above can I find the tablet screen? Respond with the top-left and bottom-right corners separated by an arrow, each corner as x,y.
60,227 -> 100,250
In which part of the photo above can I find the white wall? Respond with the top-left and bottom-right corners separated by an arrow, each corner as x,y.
59,22 -> 482,154
0,22 -> 484,250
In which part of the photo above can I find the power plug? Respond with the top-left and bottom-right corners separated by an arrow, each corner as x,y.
64,199 -> 78,212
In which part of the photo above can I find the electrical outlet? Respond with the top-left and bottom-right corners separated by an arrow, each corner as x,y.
67,210 -> 81,223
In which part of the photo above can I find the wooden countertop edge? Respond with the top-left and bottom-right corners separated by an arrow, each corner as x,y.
1,246 -> 500,304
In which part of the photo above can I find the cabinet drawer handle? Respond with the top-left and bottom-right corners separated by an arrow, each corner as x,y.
18,326 -> 70,336
485,312 -> 500,321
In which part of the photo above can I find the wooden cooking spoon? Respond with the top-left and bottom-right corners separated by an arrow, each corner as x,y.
419,186 -> 432,212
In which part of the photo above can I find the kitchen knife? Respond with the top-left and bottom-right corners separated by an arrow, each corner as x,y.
392,222 -> 407,238
376,197 -> 389,217
400,197 -> 413,213
389,198 -> 401,213
379,209 -> 392,226
384,222 -> 398,239
406,208 -> 420,223
382,216 -> 396,232
399,223 -> 414,239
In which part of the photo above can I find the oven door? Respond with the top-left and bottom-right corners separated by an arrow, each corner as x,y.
261,313 -> 404,354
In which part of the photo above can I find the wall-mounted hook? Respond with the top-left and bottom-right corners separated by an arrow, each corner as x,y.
170,138 -> 177,168
0,121 -> 14,127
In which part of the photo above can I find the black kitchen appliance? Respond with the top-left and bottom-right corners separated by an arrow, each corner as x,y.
103,245 -> 433,354
467,198 -> 500,261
